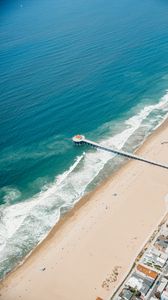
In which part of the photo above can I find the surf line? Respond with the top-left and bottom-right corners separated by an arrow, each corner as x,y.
72,135 -> 168,170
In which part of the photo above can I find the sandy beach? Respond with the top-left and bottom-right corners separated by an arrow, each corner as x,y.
1,120 -> 168,300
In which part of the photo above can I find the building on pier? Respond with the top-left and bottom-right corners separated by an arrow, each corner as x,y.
72,135 -> 85,145
72,134 -> 168,170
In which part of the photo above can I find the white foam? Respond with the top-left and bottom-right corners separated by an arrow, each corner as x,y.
0,91 -> 168,277
103,92 -> 168,150
2,187 -> 21,205
1,155 -> 83,239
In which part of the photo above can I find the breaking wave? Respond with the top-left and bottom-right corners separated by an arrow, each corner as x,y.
0,92 -> 168,278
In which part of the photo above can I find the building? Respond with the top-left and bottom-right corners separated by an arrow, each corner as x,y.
155,235 -> 168,254
157,277 -> 168,294
161,291 -> 168,300
119,288 -> 134,300
137,264 -> 158,280
125,270 -> 156,296
141,247 -> 168,270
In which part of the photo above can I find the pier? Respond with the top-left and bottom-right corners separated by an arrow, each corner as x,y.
72,135 -> 168,170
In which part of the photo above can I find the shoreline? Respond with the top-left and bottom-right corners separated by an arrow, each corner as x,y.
1,117 -> 168,300
3,117 -> 168,279
109,212 -> 168,300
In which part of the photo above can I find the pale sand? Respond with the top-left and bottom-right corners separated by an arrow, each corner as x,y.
1,120 -> 168,300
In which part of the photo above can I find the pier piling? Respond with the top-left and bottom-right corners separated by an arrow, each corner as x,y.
72,135 -> 168,170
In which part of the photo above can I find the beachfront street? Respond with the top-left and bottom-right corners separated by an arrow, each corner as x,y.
112,218 -> 168,300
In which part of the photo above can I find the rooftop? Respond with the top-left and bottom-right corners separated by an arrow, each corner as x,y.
72,135 -> 85,143
126,271 -> 154,296
137,264 -> 158,280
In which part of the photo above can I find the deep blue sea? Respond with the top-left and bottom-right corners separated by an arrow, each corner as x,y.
0,0 -> 168,278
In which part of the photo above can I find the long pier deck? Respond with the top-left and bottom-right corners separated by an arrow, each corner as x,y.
72,135 -> 168,170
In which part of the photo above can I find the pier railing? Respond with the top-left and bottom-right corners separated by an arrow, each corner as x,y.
72,135 -> 168,170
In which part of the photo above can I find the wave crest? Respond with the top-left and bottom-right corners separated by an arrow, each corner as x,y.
0,92 -> 168,278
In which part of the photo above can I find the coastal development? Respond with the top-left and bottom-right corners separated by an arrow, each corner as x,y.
111,216 -> 168,300
1,0 -> 168,299
73,134 -> 168,300
1,119 -> 168,300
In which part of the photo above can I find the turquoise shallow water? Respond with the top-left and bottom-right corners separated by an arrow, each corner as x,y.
0,0 -> 168,278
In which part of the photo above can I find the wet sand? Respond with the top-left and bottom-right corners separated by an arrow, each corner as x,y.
1,119 -> 168,300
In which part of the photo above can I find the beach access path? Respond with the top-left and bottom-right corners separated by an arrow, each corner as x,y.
1,119 -> 168,300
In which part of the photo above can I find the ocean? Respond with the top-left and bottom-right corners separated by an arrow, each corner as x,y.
0,0 -> 168,278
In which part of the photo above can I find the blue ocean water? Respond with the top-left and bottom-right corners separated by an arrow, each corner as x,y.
0,0 -> 168,278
